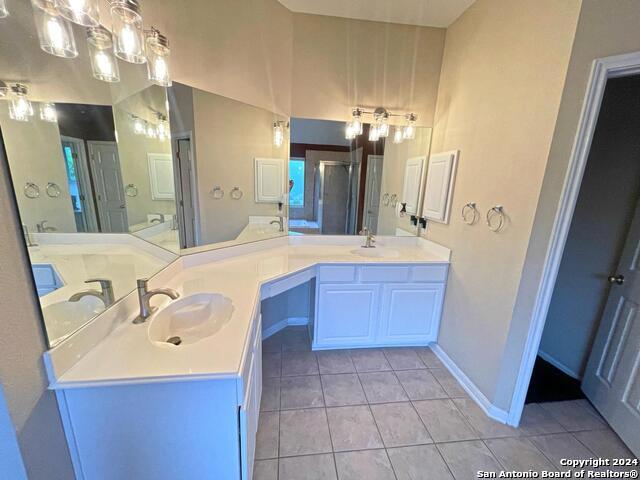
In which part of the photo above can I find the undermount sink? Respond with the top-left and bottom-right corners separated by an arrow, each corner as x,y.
148,293 -> 234,347
350,247 -> 400,258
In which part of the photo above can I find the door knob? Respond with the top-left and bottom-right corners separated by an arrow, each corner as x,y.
608,274 -> 625,285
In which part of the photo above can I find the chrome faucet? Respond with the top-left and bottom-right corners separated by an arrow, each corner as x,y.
69,279 -> 115,307
22,224 -> 38,247
360,227 -> 376,248
133,278 -> 180,324
36,220 -> 56,233
270,216 -> 285,232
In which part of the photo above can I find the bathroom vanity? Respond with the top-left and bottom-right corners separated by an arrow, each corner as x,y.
45,237 -> 450,480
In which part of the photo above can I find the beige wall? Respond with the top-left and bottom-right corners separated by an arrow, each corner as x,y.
494,0 -> 640,410
191,89 -> 289,245
0,155 -> 74,478
113,87 -> 175,228
291,13 -> 445,125
378,128 -> 431,235
0,109 -> 77,232
424,0 -> 581,402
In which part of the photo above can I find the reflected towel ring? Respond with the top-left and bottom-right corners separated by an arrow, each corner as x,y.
230,187 -> 243,200
45,182 -> 61,198
382,193 -> 390,206
462,202 -> 479,225
486,205 -> 506,232
125,184 -> 139,197
211,186 -> 224,199
24,182 -> 40,199
390,194 -> 398,208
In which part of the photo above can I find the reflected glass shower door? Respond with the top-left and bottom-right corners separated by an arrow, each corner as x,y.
318,161 -> 351,234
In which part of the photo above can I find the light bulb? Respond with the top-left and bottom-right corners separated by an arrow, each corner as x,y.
111,0 -> 146,64
273,122 -> 284,147
377,120 -> 389,138
146,123 -> 157,138
32,1 -> 78,58
9,85 -> 34,122
393,127 -> 404,144
146,28 -> 172,86
369,124 -> 380,142
345,122 -> 357,140
0,0 -> 9,18
40,102 -> 58,122
87,27 -> 120,83
132,117 -> 145,135
58,0 -> 99,26
157,119 -> 168,138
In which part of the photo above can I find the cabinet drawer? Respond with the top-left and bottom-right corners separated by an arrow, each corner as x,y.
263,269 -> 314,299
318,265 -> 356,282
410,265 -> 448,282
360,266 -> 410,283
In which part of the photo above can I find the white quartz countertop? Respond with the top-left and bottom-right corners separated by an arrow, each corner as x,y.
49,238 -> 450,388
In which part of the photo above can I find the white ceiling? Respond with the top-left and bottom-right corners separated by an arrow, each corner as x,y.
278,0 -> 476,28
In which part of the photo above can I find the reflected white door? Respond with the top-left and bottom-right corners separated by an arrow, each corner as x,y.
363,155 -> 383,233
88,141 -> 128,233
402,156 -> 425,215
582,196 -> 640,456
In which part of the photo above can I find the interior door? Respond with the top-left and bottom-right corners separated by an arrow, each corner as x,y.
582,196 -> 640,456
88,141 -> 128,233
320,162 -> 350,235
174,137 -> 196,248
363,155 -> 383,233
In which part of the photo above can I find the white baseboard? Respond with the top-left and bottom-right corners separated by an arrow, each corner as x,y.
430,343 -> 510,425
262,317 -> 309,339
537,350 -> 581,380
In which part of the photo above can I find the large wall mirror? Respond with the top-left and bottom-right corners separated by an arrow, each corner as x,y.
288,118 -> 432,237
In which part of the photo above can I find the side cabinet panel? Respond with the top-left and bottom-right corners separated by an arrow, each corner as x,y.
378,283 -> 444,344
315,284 -> 379,347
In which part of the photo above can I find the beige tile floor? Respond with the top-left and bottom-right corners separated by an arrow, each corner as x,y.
255,327 -> 638,480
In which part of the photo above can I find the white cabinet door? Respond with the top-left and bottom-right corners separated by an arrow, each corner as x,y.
423,150 -> 459,223
378,283 -> 444,345
315,284 -> 379,347
255,157 -> 284,203
239,320 -> 262,480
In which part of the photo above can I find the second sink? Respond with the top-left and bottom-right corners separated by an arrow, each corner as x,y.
148,293 -> 234,347
350,247 -> 400,259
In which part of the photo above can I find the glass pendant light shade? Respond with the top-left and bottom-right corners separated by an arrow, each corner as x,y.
345,122 -> 357,140
145,122 -> 157,139
9,84 -> 34,122
368,124 -> 380,142
132,116 -> 145,135
146,28 -> 171,86
40,102 -> 58,122
32,0 -> 78,58
392,126 -> 404,144
87,27 -> 120,83
58,0 -> 99,26
156,115 -> 169,141
273,122 -> 284,147
403,113 -> 417,140
0,0 -> 9,18
110,0 -> 145,64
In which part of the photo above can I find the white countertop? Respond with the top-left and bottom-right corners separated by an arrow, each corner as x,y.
49,237 -> 450,389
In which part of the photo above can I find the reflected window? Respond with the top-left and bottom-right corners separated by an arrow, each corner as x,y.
289,158 -> 305,207
62,145 -> 82,213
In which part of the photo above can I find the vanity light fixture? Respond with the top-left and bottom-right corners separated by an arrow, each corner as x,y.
110,0 -> 146,64
31,0 -> 78,58
0,0 -> 9,18
0,81 -> 7,98
273,121 -> 287,147
40,102 -> 58,122
87,26 -> 120,83
145,27 -> 171,86
403,113 -> 417,140
8,84 -> 34,122
57,0 -> 100,27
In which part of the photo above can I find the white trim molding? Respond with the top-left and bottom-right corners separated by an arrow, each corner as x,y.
507,51 -> 640,426
431,344 -> 509,424
262,317 -> 309,340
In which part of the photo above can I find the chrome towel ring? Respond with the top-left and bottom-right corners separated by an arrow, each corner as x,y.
230,187 -> 243,200
461,202 -> 479,225
486,205 -> 506,232
24,182 -> 40,199
382,193 -> 390,206
211,186 -> 224,199
125,184 -> 139,197
45,182 -> 61,198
